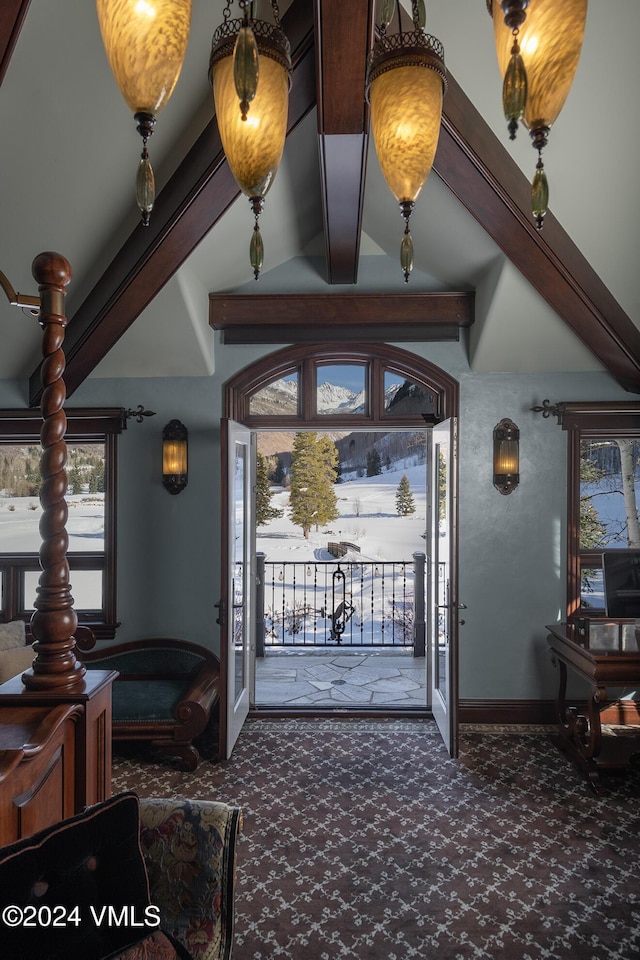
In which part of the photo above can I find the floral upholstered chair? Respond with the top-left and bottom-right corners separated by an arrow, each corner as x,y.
139,798 -> 242,960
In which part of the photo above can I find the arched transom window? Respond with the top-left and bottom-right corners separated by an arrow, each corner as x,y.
225,344 -> 458,428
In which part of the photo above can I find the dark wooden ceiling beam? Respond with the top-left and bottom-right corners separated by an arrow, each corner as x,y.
209,290 -> 473,342
435,73 -> 640,393
28,0 -> 317,405
0,0 -> 30,86
314,0 -> 375,284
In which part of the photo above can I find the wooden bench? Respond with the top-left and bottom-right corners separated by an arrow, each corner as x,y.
74,634 -> 220,771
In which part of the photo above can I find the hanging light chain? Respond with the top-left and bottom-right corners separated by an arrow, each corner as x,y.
411,1 -> 426,30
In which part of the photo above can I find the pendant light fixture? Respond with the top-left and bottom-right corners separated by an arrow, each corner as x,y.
96,0 -> 192,226
488,0 -> 588,229
366,0 -> 447,283
209,1 -> 292,280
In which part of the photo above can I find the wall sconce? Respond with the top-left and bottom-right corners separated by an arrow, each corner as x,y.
493,418 -> 519,495
162,419 -> 188,495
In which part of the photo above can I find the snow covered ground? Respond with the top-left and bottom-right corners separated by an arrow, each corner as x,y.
257,460 -> 429,563
0,495 -> 105,553
256,461 -> 433,648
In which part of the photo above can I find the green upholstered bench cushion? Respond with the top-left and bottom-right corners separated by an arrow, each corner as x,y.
111,680 -> 187,723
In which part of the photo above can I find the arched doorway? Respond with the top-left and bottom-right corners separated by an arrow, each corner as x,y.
220,344 -> 460,756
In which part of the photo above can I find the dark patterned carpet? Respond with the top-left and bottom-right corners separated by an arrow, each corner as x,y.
112,719 -> 640,960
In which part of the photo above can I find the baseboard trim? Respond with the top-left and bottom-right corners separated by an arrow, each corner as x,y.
459,700 -> 557,725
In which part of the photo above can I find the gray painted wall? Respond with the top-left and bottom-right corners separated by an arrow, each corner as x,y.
0,342 -> 632,703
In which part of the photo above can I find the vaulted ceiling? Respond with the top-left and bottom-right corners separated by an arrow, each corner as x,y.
1,0 -> 639,401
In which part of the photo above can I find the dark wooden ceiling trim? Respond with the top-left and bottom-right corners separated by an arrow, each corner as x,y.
314,0 -> 375,284
211,323 -> 463,344
210,291 -> 473,344
0,0 -> 30,86
28,0 -> 316,405
436,73 -> 640,393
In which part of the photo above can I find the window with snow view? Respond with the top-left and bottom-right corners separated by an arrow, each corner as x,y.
577,435 -> 640,613
316,364 -> 367,416
0,409 -> 122,636
249,372 -> 298,416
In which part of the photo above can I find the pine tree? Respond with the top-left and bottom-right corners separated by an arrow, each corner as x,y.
69,464 -> 84,495
256,451 -> 283,527
271,456 -> 285,485
366,448 -> 381,477
395,474 -> 415,516
289,432 -> 339,538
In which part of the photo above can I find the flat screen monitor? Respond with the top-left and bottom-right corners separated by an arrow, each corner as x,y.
602,550 -> 640,618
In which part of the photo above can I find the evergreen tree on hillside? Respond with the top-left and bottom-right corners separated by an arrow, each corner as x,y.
395,474 -> 415,516
366,448 -> 381,477
289,432 -> 339,538
69,463 -> 84,495
256,451 -> 283,527
271,456 -> 285,485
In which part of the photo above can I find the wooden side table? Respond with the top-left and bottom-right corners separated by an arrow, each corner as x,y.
0,669 -> 117,811
0,702 -> 84,845
546,621 -> 640,794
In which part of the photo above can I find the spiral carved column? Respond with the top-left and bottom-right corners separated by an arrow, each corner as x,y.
22,252 -> 86,690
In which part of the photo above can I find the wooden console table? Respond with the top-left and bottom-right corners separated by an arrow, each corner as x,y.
546,621 -> 640,794
0,702 -> 83,845
0,670 -> 118,814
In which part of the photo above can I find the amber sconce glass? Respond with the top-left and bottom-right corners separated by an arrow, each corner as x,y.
162,419 -> 188,495
493,418 -> 519,494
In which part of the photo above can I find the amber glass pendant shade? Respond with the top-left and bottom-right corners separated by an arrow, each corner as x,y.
211,50 -> 289,199
489,0 -> 587,230
366,17 -> 446,282
490,0 -> 587,135
96,0 -> 192,116
96,0 -> 192,225
209,12 -> 291,280
369,63 -> 444,207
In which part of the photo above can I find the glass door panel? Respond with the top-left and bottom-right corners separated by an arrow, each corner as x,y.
221,419 -> 255,758
430,418 -> 458,756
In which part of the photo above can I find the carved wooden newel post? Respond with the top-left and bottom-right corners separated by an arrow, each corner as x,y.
0,252 -> 116,827
24,252 -> 85,690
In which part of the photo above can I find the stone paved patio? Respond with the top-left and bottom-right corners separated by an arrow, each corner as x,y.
255,648 -> 427,706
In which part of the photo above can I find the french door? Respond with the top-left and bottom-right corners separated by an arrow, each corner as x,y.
219,419 -> 256,759
219,416 -> 459,757
429,418 -> 459,757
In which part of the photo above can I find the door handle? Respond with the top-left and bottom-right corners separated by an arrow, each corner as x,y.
215,598 -> 226,627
